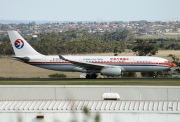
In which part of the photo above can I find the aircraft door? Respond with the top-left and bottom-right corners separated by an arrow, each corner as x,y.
42,57 -> 46,63
130,58 -> 135,71
153,58 -> 159,71
154,58 -> 159,64
130,58 -> 134,64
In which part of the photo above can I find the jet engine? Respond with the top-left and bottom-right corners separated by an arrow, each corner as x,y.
100,67 -> 122,76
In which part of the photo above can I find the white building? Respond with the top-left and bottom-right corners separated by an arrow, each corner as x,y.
0,100 -> 180,122
0,85 -> 180,122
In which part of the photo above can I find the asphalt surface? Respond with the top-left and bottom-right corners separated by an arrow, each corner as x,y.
0,78 -> 180,81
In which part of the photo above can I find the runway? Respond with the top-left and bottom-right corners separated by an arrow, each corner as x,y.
1,77 -> 180,81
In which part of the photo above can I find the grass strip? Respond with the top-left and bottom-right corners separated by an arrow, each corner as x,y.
1,80 -> 180,86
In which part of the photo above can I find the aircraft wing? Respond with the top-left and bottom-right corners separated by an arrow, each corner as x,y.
59,55 -> 109,70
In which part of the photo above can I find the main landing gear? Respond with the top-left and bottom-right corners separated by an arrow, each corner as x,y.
153,72 -> 157,78
86,73 -> 97,79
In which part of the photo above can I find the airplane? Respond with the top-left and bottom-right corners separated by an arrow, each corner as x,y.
7,30 -> 174,79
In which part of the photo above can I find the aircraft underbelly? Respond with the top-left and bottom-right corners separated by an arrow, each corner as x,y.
123,66 -> 169,72
121,66 -> 150,72
134,66 -> 153,72
32,63 -> 170,73
152,66 -> 169,71
34,65 -> 75,71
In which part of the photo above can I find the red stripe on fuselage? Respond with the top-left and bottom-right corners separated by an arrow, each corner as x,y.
27,62 -> 173,67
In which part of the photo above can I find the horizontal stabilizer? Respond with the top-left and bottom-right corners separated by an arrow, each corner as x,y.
12,56 -> 30,62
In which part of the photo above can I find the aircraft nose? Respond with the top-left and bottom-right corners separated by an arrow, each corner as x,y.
170,62 -> 174,67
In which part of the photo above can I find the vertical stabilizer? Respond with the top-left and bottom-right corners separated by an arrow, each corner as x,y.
8,31 -> 42,56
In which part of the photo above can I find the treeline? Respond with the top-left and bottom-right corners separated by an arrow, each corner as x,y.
31,39 -> 124,55
0,30 -> 134,55
0,30 -> 180,55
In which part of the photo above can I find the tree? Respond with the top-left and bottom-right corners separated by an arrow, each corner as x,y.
113,47 -> 118,56
122,72 -> 137,77
0,42 -> 14,55
132,39 -> 158,56
141,71 -> 171,77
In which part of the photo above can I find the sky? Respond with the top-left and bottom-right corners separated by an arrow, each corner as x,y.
1,0 -> 180,22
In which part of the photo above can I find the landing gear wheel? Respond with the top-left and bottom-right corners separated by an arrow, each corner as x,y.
86,73 -> 97,79
86,74 -> 91,79
91,74 -> 97,79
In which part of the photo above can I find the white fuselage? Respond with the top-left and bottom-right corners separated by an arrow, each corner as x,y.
25,55 -> 173,73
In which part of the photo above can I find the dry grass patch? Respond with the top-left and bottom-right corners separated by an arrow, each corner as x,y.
0,57 -> 80,78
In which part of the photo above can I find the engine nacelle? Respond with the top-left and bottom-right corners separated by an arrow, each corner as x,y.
101,67 -> 121,76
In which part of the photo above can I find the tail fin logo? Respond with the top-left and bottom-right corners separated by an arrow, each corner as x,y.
14,39 -> 24,49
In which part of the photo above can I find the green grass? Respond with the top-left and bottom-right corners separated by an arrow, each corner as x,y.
1,78 -> 180,86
